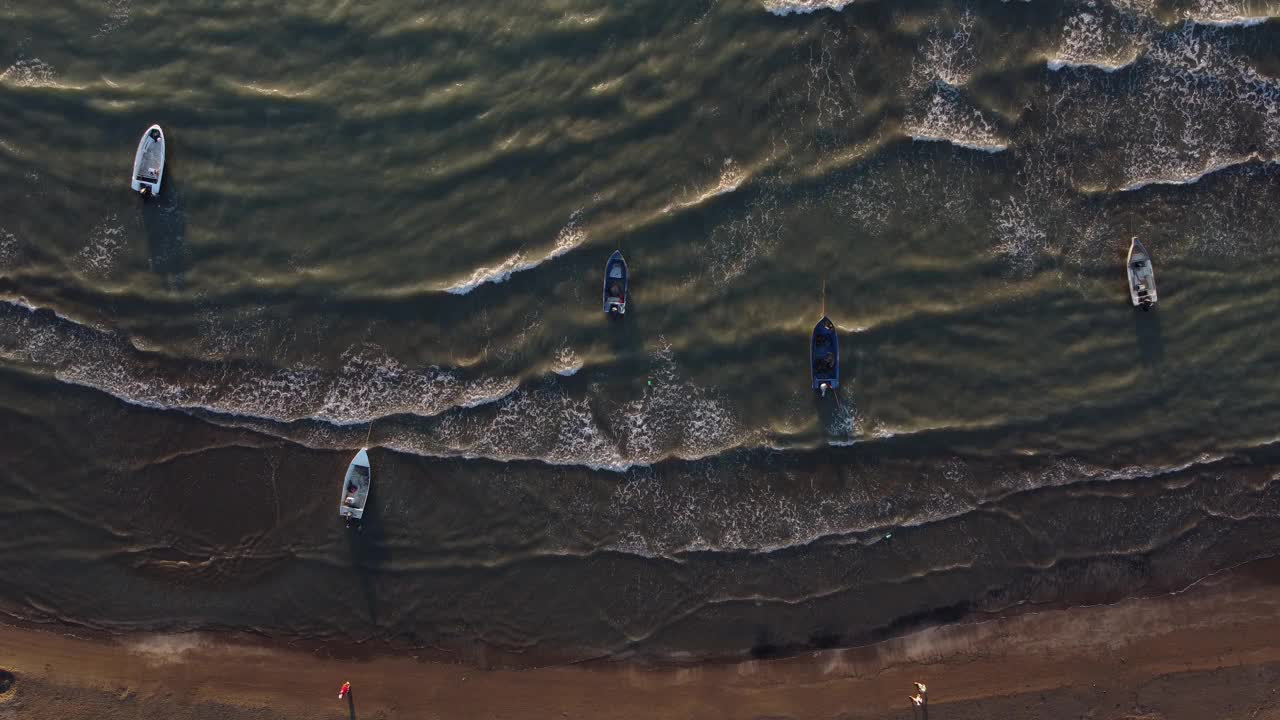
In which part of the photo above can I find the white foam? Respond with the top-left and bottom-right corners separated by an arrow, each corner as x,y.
661,159 -> 748,215
1046,8 -> 1144,74
94,0 -> 132,37
1108,23 -> 1280,190
910,10 -> 978,91
1117,154 -> 1268,192
0,58 -> 58,88
0,295 -> 90,327
1047,57 -> 1135,72
556,10 -> 605,27
232,82 -> 313,99
193,303 -> 273,360
909,133 -> 1009,153
826,398 -> 860,439
602,452 -> 964,557
0,304 -> 506,427
615,341 -> 743,465
444,210 -> 585,294
313,344 -> 473,424
831,162 -> 894,235
551,342 -> 583,377
797,27 -> 861,135
905,85 -> 1009,153
1192,15 -> 1269,26
904,20 -> 1007,153
74,216 -> 127,274
761,0 -> 857,15
0,301 -> 755,470
1188,0 -> 1272,26
0,229 -> 17,268
445,254 -> 536,295
703,185 -> 782,283
457,376 -> 521,408
992,196 -> 1048,276
386,339 -> 747,471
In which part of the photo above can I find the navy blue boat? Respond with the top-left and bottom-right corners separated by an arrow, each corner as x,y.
811,316 -> 838,396
603,250 -> 627,315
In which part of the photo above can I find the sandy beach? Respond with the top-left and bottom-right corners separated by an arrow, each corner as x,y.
4,558 -> 1280,720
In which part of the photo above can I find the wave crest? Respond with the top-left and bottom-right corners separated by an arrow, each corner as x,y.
444,210 -> 585,295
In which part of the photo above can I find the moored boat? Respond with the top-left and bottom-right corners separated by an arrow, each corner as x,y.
130,125 -> 166,198
811,316 -> 839,397
339,448 -> 371,528
603,250 -> 627,315
1127,237 -> 1158,310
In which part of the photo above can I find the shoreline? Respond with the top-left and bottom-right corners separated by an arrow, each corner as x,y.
0,554 -> 1263,672
5,557 -> 1280,719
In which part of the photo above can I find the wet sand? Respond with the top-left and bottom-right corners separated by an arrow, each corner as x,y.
5,558 -> 1280,720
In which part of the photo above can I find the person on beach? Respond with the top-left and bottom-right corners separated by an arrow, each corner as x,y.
910,682 -> 928,719
338,681 -> 351,699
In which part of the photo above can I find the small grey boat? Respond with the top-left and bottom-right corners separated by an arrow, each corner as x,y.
1126,237 -> 1158,310
130,124 -> 165,198
339,448 -> 371,527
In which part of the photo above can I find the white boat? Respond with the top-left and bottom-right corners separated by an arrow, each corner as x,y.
339,448 -> 371,527
1126,237 -> 1158,309
130,125 -> 165,198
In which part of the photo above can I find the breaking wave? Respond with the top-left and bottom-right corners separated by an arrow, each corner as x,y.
444,211 -> 586,295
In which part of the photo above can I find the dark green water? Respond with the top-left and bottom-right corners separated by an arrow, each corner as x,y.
3,0 -> 1280,662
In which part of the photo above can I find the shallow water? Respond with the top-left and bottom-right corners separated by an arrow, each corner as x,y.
3,0 -> 1280,662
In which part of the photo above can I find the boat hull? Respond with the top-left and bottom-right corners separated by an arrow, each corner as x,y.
130,125 -> 166,197
1126,238 -> 1158,308
339,448 -> 371,523
810,316 -> 839,392
603,251 -> 628,315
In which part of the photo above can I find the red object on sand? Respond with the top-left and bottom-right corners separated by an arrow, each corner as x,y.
338,681 -> 351,699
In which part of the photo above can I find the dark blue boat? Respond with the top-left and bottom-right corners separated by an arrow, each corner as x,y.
603,250 -> 627,315
811,316 -> 838,395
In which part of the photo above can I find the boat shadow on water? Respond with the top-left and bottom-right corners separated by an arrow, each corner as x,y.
344,491 -> 388,628
811,319 -> 853,438
140,167 -> 187,291
1133,307 -> 1165,367
604,294 -> 646,355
